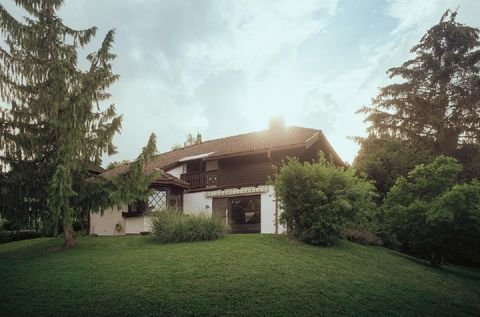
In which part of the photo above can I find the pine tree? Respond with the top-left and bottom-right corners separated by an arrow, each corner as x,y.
359,10 -> 480,156
184,132 -> 202,147
0,1 -> 122,247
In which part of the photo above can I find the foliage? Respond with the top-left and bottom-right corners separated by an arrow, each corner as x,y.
274,154 -> 377,246
454,144 -> 480,181
0,2 -> 157,247
106,160 -> 130,170
0,230 -> 42,244
1,235 -> 480,316
0,231 -> 10,244
384,156 -> 480,266
184,132 -> 202,147
0,1 -> 120,247
359,10 -> 480,156
344,227 -> 383,246
354,135 -> 432,198
171,131 -> 203,150
72,133 -> 159,233
151,210 -> 227,243
106,133 -> 159,205
48,165 -> 76,238
0,217 -> 8,231
429,181 -> 480,265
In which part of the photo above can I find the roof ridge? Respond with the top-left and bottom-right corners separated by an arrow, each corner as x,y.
159,126 -> 321,156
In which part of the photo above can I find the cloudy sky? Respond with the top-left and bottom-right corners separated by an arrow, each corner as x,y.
3,0 -> 480,165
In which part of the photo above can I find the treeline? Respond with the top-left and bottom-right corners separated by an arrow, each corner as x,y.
275,10 -> 480,267
354,10 -> 480,266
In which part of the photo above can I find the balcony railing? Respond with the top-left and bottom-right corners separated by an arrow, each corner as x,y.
181,171 -> 217,189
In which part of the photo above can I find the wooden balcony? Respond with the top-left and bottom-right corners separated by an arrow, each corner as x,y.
180,171 -> 218,190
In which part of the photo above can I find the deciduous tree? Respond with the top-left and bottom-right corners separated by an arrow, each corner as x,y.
384,156 -> 480,266
354,136 -> 432,199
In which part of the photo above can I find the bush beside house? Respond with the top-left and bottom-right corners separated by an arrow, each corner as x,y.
274,155 -> 377,246
151,210 -> 227,243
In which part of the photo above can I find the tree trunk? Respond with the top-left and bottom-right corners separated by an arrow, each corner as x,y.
53,219 -> 59,237
433,78 -> 459,156
63,221 -> 75,248
62,199 -> 75,248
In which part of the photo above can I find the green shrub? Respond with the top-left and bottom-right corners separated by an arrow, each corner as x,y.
384,156 -> 480,266
0,231 -> 11,244
151,210 -> 227,243
0,218 -> 8,231
274,154 -> 377,246
344,227 -> 383,246
12,230 -> 42,241
0,230 -> 42,244
354,135 -> 432,200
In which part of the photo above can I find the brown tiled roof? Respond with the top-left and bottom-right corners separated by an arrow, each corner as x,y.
152,171 -> 190,188
87,165 -> 105,175
102,126 -> 338,178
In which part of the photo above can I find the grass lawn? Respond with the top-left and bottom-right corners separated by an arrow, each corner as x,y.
1,235 -> 479,317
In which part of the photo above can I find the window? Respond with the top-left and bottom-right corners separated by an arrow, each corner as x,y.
148,190 -> 167,212
128,200 -> 147,213
186,159 -> 206,173
230,195 -> 261,229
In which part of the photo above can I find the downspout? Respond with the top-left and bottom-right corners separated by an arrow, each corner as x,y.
267,149 -> 281,234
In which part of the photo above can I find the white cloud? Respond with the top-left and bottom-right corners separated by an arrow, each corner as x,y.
2,0 -> 479,165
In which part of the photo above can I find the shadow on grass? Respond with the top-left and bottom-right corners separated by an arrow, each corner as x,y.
0,238 -> 62,261
443,264 -> 480,282
388,247 -> 480,281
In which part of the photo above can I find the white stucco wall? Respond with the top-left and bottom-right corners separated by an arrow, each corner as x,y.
90,204 -> 127,236
125,216 -> 145,234
144,216 -> 154,232
166,164 -> 185,178
90,185 -> 286,236
260,185 -> 286,234
183,191 -> 213,215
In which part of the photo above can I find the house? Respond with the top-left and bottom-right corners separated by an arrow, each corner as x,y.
90,120 -> 343,235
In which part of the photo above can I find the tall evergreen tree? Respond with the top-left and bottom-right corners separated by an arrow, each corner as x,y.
0,0 -> 144,247
359,10 -> 480,156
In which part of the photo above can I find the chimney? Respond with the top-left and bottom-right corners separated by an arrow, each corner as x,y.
269,116 -> 285,131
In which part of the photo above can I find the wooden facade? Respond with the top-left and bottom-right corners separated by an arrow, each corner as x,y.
179,144 -> 326,192
217,155 -> 275,189
181,170 -> 217,189
180,157 -> 274,191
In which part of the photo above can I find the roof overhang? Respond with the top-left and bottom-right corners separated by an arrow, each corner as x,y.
206,143 -> 307,161
178,152 -> 215,162
150,171 -> 190,189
